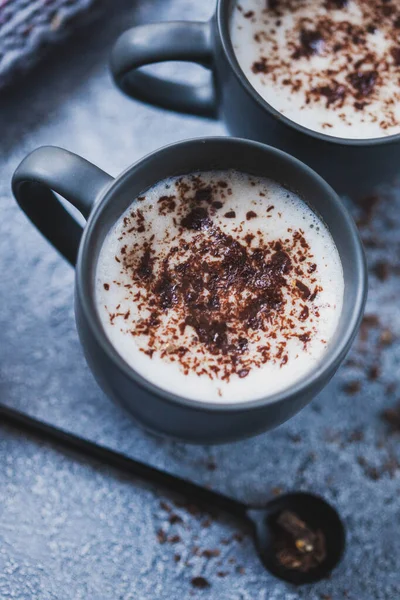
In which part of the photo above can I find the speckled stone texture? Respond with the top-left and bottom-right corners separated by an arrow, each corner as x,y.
0,1 -> 399,599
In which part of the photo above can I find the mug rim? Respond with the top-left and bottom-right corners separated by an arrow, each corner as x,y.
216,0 -> 400,148
76,136 -> 367,414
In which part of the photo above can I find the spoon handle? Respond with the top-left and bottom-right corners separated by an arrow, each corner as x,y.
0,404 -> 248,519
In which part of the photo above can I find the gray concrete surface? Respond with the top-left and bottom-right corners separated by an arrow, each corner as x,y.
0,1 -> 399,598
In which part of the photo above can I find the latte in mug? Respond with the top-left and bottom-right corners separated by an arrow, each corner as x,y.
96,170 -> 343,403
231,0 -> 400,139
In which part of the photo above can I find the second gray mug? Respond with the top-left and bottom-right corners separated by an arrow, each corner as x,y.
111,0 -> 400,198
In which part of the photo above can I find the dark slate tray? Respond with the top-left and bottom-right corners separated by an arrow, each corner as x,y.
0,1 -> 399,598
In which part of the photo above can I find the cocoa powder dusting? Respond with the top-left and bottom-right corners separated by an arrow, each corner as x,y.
105,174 -> 323,383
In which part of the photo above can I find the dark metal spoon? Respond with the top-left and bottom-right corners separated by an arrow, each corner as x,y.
0,404 -> 345,584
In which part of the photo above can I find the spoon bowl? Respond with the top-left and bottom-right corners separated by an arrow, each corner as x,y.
248,492 -> 346,584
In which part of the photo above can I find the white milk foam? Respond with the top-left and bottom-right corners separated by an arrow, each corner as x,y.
230,0 -> 400,139
96,171 -> 344,403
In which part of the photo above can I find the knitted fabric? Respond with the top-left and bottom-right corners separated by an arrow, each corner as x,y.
0,0 -> 95,86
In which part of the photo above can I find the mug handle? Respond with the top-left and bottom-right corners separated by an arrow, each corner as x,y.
12,146 -> 113,266
110,21 -> 217,118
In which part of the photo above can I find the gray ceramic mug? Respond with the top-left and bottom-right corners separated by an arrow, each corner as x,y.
111,0 -> 400,197
12,138 -> 367,443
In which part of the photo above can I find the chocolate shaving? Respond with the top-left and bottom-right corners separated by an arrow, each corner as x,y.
296,279 -> 311,299
274,510 -> 327,572
381,403 -> 400,434
181,207 -> 211,230
391,47 -> 400,66
346,70 -> 378,98
252,57 -> 269,74
191,576 -> 210,589
292,29 -> 325,59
